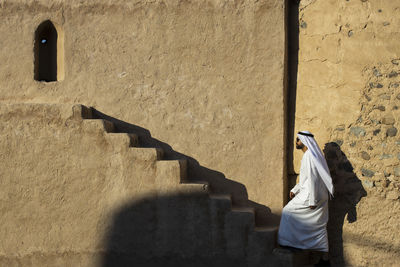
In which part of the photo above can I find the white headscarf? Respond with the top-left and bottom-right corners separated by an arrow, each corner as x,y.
297,131 -> 334,196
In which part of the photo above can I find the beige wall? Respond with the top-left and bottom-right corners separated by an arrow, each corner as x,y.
0,103 -> 281,266
3,0 -> 400,265
0,103 -> 143,265
295,0 -> 400,265
0,0 -> 287,212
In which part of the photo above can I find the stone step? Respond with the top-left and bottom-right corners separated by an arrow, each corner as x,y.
72,104 -> 93,119
127,147 -> 163,161
272,247 -> 322,267
178,182 -> 209,195
209,194 -> 232,208
156,160 -> 187,184
72,104 -> 281,265
68,103 -> 281,265
154,183 -> 211,259
247,226 -> 279,265
105,133 -> 139,149
231,206 -> 255,214
254,226 -> 279,234
224,206 -> 255,258
209,194 -> 232,255
82,119 -> 115,133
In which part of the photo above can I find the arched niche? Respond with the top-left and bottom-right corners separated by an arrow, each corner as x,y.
34,20 -> 64,82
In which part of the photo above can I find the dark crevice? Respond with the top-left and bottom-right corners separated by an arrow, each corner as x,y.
286,0 -> 300,202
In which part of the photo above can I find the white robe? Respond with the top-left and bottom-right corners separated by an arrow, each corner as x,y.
278,150 -> 329,252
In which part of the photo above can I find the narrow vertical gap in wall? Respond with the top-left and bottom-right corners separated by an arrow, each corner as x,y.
34,20 -> 63,82
286,0 -> 300,203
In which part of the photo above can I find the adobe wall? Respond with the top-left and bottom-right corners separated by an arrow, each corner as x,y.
294,0 -> 400,265
0,0 -> 287,212
0,103 -> 282,267
0,103 -> 154,266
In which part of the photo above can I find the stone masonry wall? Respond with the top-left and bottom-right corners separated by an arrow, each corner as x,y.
330,63 -> 400,195
295,0 -> 400,266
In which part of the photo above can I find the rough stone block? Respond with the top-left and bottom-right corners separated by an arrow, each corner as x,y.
373,129 -> 381,136
361,151 -> 370,160
350,127 -> 366,137
387,127 -> 398,137
375,105 -> 386,111
362,179 -> 375,188
369,82 -> 383,88
382,116 -> 395,125
362,168 -> 375,178
373,68 -> 382,77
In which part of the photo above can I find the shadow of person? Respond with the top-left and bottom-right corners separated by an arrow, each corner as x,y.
323,142 -> 367,266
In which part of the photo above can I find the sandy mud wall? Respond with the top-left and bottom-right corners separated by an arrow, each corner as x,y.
294,0 -> 400,266
0,103 -> 282,267
0,104 -> 159,266
0,0 -> 287,212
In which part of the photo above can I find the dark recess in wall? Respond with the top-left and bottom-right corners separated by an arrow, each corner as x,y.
286,0 -> 300,200
34,20 -> 58,82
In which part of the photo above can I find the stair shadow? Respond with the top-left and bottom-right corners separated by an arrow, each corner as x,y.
91,108 -> 280,227
323,142 -> 367,266
100,192 -> 271,267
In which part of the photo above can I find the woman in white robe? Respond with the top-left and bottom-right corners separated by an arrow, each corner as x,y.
278,131 -> 333,252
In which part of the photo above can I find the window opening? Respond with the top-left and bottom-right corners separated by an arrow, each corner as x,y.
34,20 -> 58,82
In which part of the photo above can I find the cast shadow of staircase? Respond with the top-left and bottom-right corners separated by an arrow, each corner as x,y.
92,108 -> 280,227
101,192 -> 276,267
323,142 -> 367,266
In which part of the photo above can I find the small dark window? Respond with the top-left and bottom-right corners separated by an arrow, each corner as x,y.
34,20 -> 58,82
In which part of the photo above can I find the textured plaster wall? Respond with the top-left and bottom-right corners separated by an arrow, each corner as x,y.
0,104 -> 155,265
0,0 -> 287,212
294,0 -> 400,266
0,103 -> 281,266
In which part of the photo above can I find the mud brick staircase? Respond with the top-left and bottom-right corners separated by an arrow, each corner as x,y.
71,104 -> 288,266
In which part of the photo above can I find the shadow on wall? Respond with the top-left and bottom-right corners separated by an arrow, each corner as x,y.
286,0 -> 301,201
101,192 -> 260,267
92,109 -> 280,227
323,142 -> 367,266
